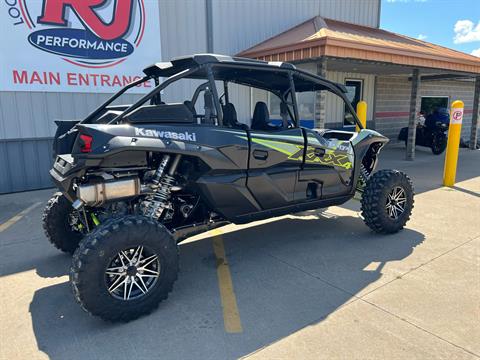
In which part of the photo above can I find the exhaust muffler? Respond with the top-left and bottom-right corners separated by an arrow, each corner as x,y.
77,177 -> 141,206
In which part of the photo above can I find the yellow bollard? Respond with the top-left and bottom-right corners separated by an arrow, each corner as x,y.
443,100 -> 464,186
356,101 -> 367,132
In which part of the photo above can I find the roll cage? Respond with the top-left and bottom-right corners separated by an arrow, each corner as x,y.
79,54 -> 363,130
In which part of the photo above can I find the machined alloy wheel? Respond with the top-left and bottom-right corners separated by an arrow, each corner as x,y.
385,186 -> 406,220
70,215 -> 179,322
361,169 -> 414,234
106,246 -> 161,301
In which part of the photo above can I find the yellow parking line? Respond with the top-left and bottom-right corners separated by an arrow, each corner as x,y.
0,202 -> 41,233
211,229 -> 243,333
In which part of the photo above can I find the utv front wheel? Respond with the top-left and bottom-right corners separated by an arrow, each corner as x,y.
361,170 -> 414,234
70,215 -> 179,322
42,193 -> 83,254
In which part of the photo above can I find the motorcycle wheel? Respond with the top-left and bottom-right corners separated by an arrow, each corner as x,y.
431,134 -> 447,155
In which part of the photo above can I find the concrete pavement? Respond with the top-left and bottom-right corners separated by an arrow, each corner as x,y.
0,146 -> 479,359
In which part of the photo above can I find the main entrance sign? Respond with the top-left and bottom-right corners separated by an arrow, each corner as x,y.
1,0 -> 161,93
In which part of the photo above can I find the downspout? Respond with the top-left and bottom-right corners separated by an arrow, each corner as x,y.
205,0 -> 214,53
376,0 -> 382,28
372,75 -> 378,130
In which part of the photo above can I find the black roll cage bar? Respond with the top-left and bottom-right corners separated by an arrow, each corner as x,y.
80,62 -> 363,130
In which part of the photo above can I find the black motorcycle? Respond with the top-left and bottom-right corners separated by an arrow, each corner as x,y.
398,122 -> 448,155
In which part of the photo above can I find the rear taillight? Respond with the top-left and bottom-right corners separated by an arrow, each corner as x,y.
79,134 -> 93,153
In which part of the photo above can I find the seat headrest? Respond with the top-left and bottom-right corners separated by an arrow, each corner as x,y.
252,101 -> 270,131
253,101 -> 269,119
223,103 -> 237,126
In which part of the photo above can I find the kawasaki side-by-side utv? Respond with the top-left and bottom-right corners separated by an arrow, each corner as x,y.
44,54 -> 414,322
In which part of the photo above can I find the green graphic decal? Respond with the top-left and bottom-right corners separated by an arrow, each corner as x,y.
240,135 -> 353,170
305,146 -> 352,169
250,137 -> 300,156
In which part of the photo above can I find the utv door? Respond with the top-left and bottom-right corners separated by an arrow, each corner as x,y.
247,128 -> 304,209
295,129 -> 354,200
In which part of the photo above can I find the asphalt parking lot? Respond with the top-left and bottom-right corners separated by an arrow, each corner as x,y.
1,146 -> 479,360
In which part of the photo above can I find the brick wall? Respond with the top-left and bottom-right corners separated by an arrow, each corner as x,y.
375,76 -> 477,142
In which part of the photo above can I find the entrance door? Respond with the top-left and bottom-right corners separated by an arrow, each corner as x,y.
247,128 -> 304,209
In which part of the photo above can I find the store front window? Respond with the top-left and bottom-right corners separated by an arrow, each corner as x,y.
420,96 -> 449,115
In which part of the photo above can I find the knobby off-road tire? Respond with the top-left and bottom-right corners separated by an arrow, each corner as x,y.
42,192 -> 83,254
70,215 -> 179,322
361,170 -> 414,234
431,134 -> 447,155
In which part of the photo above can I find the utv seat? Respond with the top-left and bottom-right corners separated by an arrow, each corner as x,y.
251,101 -> 281,131
222,103 -> 248,130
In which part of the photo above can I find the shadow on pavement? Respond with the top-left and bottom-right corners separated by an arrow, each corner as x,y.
377,146 -> 480,194
29,210 -> 424,359
451,185 -> 480,198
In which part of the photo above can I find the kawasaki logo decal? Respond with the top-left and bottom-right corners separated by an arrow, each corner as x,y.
135,128 -> 197,142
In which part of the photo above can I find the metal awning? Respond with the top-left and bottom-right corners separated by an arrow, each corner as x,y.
238,16 -> 480,75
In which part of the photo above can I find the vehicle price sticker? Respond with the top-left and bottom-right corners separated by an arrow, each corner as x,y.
451,108 -> 464,124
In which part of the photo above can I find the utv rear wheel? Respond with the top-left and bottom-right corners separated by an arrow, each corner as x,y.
70,215 -> 179,322
42,193 -> 83,254
361,170 -> 414,234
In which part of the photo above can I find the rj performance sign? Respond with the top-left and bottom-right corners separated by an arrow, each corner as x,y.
1,0 -> 161,93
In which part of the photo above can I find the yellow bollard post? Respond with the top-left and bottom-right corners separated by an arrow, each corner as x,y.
356,101 -> 367,132
443,100 -> 464,187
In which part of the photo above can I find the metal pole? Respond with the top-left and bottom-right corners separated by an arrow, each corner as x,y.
288,72 -> 300,125
205,0 -> 214,53
81,76 -> 149,124
469,75 -> 480,149
443,100 -> 464,186
406,68 -> 421,161
109,67 -> 198,124
207,66 -> 223,126
224,81 -> 229,105
372,75 -> 378,130
314,57 -> 327,129
356,101 -> 367,132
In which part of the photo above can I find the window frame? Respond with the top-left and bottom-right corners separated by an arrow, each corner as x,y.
343,78 -> 364,127
420,96 -> 450,114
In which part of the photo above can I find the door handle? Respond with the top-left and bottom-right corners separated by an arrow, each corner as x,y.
314,148 -> 325,157
253,149 -> 268,160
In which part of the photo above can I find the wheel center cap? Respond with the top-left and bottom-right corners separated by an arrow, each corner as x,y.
126,265 -> 137,276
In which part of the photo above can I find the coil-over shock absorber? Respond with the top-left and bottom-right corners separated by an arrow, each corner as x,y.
143,154 -> 181,219
356,163 -> 371,192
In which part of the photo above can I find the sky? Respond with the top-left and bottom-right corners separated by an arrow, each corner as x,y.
380,0 -> 480,57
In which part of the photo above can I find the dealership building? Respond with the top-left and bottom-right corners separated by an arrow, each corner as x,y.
0,0 -> 479,193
